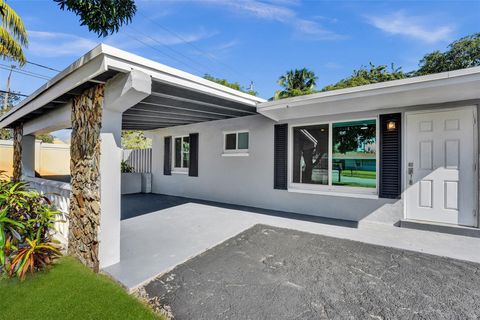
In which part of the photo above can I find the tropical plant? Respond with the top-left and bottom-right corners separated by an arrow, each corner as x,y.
54,0 -> 137,37
0,171 -> 61,280
122,130 -> 152,149
121,160 -> 134,173
275,68 -> 318,99
322,63 -> 406,92
9,238 -> 60,280
0,0 -> 28,65
415,33 -> 480,76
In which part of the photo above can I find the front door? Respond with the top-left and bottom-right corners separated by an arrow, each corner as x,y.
405,107 -> 477,227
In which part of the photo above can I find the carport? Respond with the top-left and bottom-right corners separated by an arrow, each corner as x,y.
0,44 -> 264,272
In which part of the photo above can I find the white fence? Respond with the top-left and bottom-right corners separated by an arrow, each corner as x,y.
24,177 -> 70,244
122,148 -> 152,173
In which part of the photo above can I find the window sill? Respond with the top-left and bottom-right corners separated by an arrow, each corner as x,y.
288,187 -> 379,199
222,152 -> 249,157
171,170 -> 188,175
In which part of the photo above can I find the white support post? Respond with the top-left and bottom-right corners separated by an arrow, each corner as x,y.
98,70 -> 151,269
21,134 -> 36,178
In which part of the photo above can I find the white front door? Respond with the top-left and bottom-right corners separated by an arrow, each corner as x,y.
405,107 -> 477,227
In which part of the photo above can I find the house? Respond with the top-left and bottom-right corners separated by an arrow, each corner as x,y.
1,44 -> 479,272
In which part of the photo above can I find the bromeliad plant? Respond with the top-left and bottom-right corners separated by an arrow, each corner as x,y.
0,171 -> 61,280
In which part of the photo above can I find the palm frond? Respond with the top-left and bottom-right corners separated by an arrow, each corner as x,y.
0,0 -> 27,45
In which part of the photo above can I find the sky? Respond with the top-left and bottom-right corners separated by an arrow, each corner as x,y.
2,0 -> 480,102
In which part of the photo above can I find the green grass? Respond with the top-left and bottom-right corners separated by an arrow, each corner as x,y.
0,257 -> 162,320
340,170 -> 376,179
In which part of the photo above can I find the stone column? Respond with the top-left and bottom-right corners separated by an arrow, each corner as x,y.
12,125 -> 23,181
68,84 -> 104,272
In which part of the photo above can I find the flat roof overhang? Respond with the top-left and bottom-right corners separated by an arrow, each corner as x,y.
258,66 -> 480,121
0,44 -> 266,131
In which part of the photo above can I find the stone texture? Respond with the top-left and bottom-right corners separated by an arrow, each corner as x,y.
68,84 -> 104,272
12,125 -> 22,181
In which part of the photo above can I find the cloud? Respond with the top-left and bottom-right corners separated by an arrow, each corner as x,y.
366,11 -> 454,43
205,0 -> 342,40
27,31 -> 99,57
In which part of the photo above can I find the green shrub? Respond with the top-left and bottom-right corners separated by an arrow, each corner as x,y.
0,171 -> 61,280
121,160 -> 134,173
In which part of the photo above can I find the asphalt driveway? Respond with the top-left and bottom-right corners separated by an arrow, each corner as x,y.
143,224 -> 480,320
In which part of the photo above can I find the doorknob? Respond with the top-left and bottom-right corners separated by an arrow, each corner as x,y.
408,162 -> 414,185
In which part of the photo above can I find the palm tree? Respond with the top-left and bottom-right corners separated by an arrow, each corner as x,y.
275,68 -> 318,99
0,0 -> 28,65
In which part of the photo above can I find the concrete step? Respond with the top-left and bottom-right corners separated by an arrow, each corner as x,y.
399,219 -> 480,238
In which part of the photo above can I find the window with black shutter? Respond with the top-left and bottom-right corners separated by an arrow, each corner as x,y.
379,113 -> 402,198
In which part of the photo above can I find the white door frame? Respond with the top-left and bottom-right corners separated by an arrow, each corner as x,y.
403,105 -> 479,228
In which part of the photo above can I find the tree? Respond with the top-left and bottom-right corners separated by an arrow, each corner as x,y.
203,74 -> 257,96
0,92 -> 21,140
121,130 -> 151,149
322,63 -> 406,92
274,68 -> 318,99
415,33 -> 480,76
54,0 -> 137,37
36,134 -> 54,143
0,0 -> 28,65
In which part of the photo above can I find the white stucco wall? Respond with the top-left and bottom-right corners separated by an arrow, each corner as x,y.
150,111 -> 406,224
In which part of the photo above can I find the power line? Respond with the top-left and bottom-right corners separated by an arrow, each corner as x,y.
0,89 -> 28,97
138,11 -> 248,79
129,26 -> 214,75
0,65 -> 51,80
124,32 -> 207,75
26,61 -> 61,72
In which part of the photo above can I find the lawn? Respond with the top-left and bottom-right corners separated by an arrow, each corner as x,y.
0,257 -> 163,320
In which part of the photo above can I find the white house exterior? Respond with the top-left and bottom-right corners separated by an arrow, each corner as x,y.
0,44 -> 479,271
152,68 -> 480,228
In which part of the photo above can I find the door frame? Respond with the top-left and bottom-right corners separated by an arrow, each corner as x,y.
403,105 -> 479,228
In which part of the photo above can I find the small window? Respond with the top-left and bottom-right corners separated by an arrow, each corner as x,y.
223,131 -> 249,155
173,136 -> 189,170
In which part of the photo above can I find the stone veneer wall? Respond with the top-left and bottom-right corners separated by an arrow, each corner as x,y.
68,84 -> 104,272
12,125 -> 23,181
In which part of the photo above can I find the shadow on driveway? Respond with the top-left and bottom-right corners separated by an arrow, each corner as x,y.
121,193 -> 357,228
143,224 -> 480,320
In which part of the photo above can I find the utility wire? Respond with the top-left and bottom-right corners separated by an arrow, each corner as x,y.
138,11 -> 248,79
124,32 -> 207,75
0,65 -> 51,80
26,60 -> 61,72
0,89 -> 28,97
129,25 -> 214,75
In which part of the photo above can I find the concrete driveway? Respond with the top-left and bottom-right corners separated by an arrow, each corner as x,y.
143,224 -> 480,320
104,194 -> 480,291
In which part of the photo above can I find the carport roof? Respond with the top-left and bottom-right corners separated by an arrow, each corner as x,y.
0,44 -> 266,130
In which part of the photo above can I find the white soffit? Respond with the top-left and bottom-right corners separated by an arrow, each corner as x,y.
257,67 -> 480,121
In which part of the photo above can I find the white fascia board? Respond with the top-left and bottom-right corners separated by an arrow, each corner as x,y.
102,46 -> 266,106
258,67 -> 480,121
0,54 -> 107,128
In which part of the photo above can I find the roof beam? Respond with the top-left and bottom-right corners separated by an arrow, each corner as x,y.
123,112 -> 219,123
150,91 -> 257,115
126,106 -> 226,121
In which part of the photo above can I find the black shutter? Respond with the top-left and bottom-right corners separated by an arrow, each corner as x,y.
164,136 -> 171,175
274,124 -> 288,190
189,133 -> 199,177
379,113 -> 401,199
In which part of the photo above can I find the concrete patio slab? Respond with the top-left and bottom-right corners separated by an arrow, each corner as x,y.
143,225 -> 480,320
104,194 -> 480,291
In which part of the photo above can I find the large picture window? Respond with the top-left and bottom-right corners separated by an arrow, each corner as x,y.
292,119 -> 377,192
174,136 -> 190,171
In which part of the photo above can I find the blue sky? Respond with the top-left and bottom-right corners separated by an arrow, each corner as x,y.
3,0 -> 480,100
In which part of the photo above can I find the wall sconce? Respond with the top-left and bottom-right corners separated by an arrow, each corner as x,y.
387,120 -> 396,131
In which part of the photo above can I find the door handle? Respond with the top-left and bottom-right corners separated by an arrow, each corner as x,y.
408,162 -> 414,185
